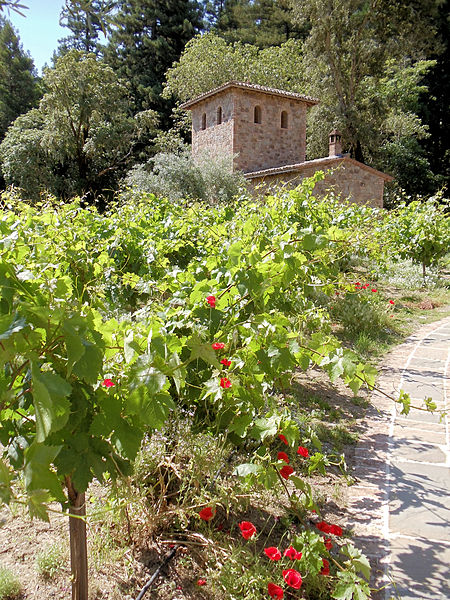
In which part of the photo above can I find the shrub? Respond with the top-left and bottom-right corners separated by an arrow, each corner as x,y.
0,566 -> 22,600
123,149 -> 246,204
35,543 -> 66,579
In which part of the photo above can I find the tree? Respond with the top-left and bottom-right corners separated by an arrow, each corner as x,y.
0,17 -> 39,141
164,32 -> 305,103
417,0 -> 450,193
104,0 -> 203,121
209,0 -> 308,48
288,0 -> 442,164
0,50 -> 157,201
0,0 -> 28,16
58,0 -> 116,56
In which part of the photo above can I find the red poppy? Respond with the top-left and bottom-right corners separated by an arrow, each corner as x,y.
316,521 -> 332,534
297,446 -> 309,458
212,342 -> 225,350
363,284 -> 370,289
277,452 -> 289,464
354,282 -> 361,287
197,578 -> 207,586
268,583 -> 284,599
238,521 -> 256,540
280,465 -> 294,480
264,547 -> 281,561
278,434 -> 288,445
324,538 -> 333,551
329,524 -> 343,536
321,559 -> 330,576
371,288 -> 377,293
389,299 -> 395,305
198,506 -> 215,521
220,358 -> 232,366
102,378 -> 115,388
220,377 -> 231,389
206,295 -> 216,308
283,546 -> 302,560
282,569 -> 302,589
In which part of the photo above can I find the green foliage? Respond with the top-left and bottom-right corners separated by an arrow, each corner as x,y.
0,50 -> 157,201
104,0 -> 203,120
124,150 -> 246,204
390,199 -> 450,278
58,0 -> 116,56
0,566 -> 21,600
0,16 -> 40,141
35,543 -> 66,579
163,32 -> 305,103
208,0 -> 308,48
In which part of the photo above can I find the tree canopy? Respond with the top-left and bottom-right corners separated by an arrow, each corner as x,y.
0,50 -> 157,201
0,16 -> 39,141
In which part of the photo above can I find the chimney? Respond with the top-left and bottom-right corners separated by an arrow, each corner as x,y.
329,130 -> 342,157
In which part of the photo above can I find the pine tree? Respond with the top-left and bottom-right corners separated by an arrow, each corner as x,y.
104,0 -> 203,120
58,0 -> 116,56
0,16 -> 39,141
212,0 -> 307,48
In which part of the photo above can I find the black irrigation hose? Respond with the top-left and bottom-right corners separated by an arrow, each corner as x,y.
135,547 -> 178,600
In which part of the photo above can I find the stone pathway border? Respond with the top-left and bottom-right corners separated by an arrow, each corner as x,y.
344,316 -> 450,600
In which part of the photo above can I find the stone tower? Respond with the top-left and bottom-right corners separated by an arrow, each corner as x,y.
180,81 -> 319,174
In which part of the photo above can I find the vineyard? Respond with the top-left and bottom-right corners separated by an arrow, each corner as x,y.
0,177 -> 449,600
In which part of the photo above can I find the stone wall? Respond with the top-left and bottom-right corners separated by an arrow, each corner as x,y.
248,161 -> 385,208
191,92 -> 234,160
190,88 -> 308,174
232,89 -> 307,173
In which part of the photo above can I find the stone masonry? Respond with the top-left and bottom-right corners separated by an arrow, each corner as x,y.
181,81 -> 393,207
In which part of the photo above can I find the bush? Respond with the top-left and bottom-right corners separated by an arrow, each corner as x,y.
124,149 -> 246,204
0,566 -> 22,600
35,543 -> 66,579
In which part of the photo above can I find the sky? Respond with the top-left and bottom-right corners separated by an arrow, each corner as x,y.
6,0 -> 66,73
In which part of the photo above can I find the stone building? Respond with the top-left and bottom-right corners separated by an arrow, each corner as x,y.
181,81 -> 393,207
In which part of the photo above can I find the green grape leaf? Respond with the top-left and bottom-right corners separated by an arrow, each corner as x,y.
31,364 -> 72,442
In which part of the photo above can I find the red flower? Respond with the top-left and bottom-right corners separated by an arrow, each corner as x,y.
220,377 -> 231,389
389,299 -> 395,305
321,559 -> 330,576
220,358 -> 232,367
280,465 -> 294,480
354,282 -> 361,287
371,288 -> 377,293
363,284 -> 370,289
206,295 -> 216,308
278,434 -> 288,445
198,506 -> 215,521
277,451 -> 290,464
264,547 -> 282,561
329,524 -> 343,536
268,583 -> 284,599
197,578 -> 207,586
102,378 -> 115,388
238,521 -> 256,540
283,546 -> 302,560
324,538 -> 333,551
316,521 -> 332,534
282,569 -> 302,589
297,446 -> 309,458
212,342 -> 225,350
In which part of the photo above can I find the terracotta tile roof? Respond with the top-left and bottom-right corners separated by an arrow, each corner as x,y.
244,156 -> 394,181
180,81 -> 319,109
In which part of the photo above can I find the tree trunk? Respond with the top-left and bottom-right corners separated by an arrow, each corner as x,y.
66,477 -> 88,600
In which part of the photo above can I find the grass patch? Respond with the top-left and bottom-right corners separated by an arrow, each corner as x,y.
35,543 -> 66,580
0,566 -> 22,600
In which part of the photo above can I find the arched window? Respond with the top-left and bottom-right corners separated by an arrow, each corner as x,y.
254,105 -> 262,124
201,113 -> 207,130
217,106 -> 222,125
281,111 -> 288,129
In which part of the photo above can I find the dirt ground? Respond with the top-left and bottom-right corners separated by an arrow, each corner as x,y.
0,362 -> 371,600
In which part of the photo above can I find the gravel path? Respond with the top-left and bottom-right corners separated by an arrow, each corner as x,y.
344,316 -> 450,600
